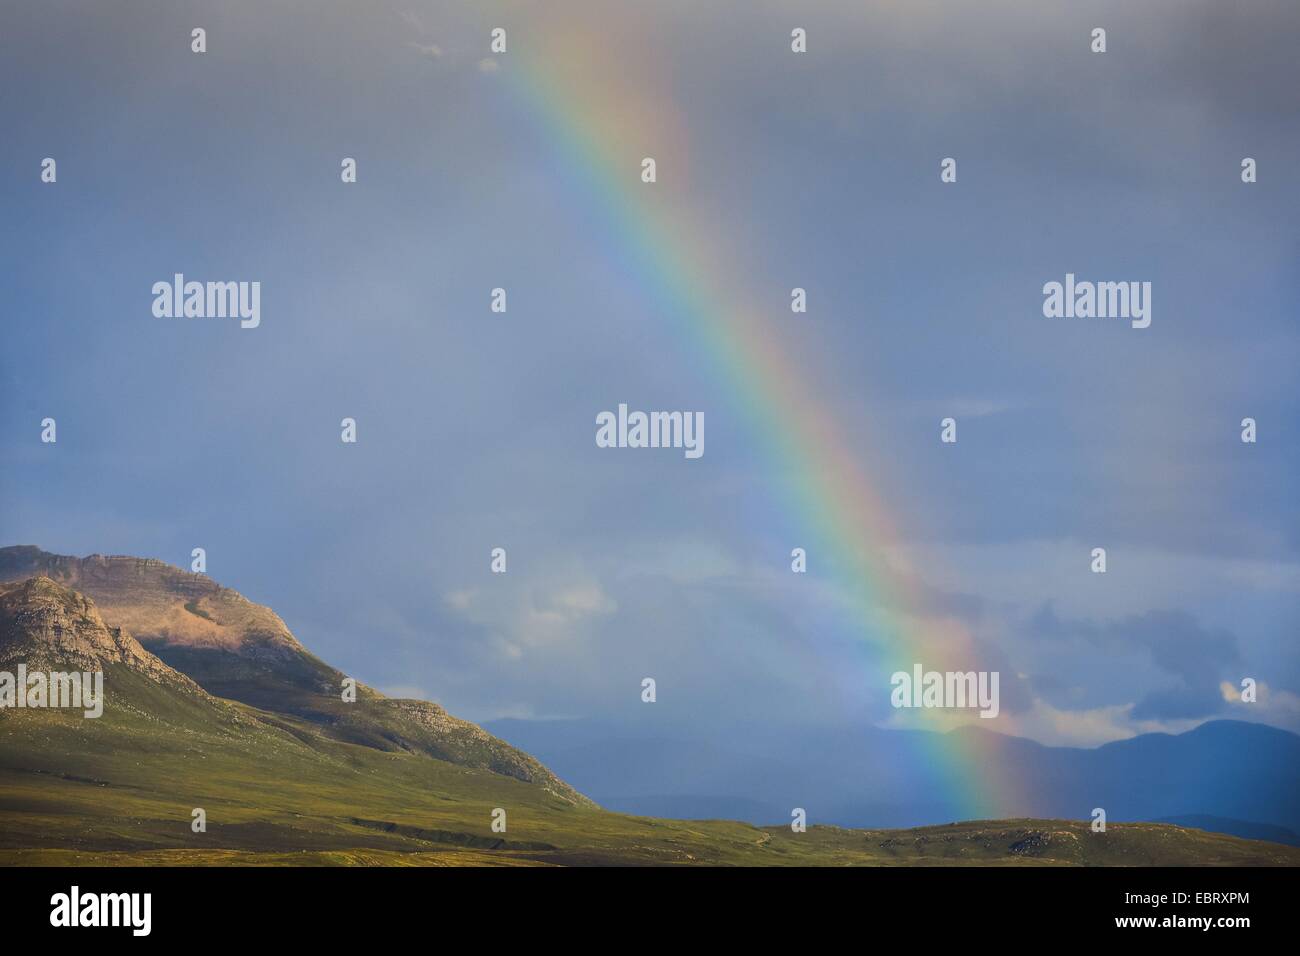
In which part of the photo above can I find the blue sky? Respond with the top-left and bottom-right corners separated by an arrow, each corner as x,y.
2,0 -> 1297,746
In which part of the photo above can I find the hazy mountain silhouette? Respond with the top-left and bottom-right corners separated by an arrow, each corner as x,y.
486,717 -> 1300,837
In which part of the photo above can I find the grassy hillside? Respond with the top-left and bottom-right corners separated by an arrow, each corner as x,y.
0,549 -> 589,803
3,696 -> 1297,866
3,562 -> 1298,867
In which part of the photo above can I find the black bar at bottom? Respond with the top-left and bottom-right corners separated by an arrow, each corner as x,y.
1,864 -> 1288,941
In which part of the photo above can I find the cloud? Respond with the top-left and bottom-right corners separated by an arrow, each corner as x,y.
1221,679 -> 1300,727
539,584 -> 617,617
1030,604 -> 1241,720
991,697 -> 1206,748
399,8 -> 441,59
1131,684 -> 1225,721
441,577 -> 617,656
443,590 -> 474,612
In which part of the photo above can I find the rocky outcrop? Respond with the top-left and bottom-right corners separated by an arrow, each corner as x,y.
0,547 -> 593,806
0,576 -> 203,696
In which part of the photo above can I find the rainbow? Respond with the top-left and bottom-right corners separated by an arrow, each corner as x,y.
489,28 -> 1015,822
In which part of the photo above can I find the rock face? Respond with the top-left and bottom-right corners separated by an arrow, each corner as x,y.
0,577 -> 200,694
0,547 -> 593,806
0,545 -> 319,677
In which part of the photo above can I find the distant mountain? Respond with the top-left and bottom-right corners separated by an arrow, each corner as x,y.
1154,816 -> 1300,847
485,716 -> 1300,839
0,546 -> 590,805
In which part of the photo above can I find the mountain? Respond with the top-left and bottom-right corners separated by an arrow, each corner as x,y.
0,546 -> 588,805
1153,816 -> 1300,847
2,546 -> 1297,866
0,576 -> 237,730
0,574 -> 603,863
484,717 -> 1300,838
1,576 -> 202,688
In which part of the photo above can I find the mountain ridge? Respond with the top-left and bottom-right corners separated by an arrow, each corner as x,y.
0,546 -> 591,806
484,715 -> 1300,836
0,576 -> 210,695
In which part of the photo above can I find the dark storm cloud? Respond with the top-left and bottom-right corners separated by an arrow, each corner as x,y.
1030,604 -> 1241,719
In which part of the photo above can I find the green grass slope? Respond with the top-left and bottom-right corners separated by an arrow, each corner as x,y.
0,549 -> 589,804
2,572 -> 1297,866
6,699 -> 1298,866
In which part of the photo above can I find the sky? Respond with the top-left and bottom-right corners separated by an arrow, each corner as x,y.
2,0 -> 1297,748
